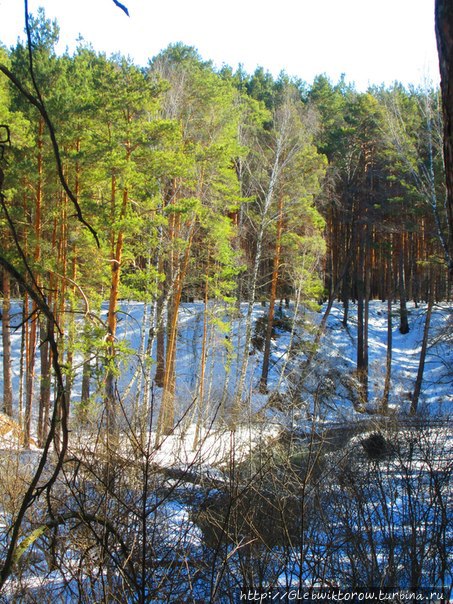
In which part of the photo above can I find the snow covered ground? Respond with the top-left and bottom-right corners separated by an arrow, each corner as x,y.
319,301 -> 452,416
0,298 -> 451,448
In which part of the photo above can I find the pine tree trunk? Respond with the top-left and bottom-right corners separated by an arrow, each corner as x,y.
81,349 -> 91,405
342,284 -> 350,327
363,226 -> 371,403
2,271 -> 13,417
157,227 -> 194,440
18,297 -> 27,428
104,177 -> 128,441
38,317 -> 51,447
80,316 -> 92,410
342,222 -> 353,326
411,286 -> 434,414
24,118 -> 45,447
24,302 -> 37,447
54,192 -> 68,447
64,253 -> 77,410
38,258 -> 55,445
63,143 -> 81,413
381,294 -> 393,413
154,254 -> 165,388
399,243 -> 410,334
356,224 -> 367,406
158,298 -> 177,439
325,205 -> 334,299
435,0 -> 453,275
105,234 -> 123,437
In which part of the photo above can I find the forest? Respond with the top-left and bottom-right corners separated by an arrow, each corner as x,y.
0,6 -> 452,603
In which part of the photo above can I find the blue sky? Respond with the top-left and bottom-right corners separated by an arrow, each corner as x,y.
0,0 -> 440,90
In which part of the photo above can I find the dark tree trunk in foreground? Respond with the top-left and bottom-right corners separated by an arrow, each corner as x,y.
435,0 -> 453,275
399,245 -> 410,334
381,296 -> 393,413
411,287 -> 434,415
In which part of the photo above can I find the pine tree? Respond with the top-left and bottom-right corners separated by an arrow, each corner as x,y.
150,46 -> 243,438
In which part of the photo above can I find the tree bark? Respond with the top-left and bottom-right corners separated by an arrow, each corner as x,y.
435,0 -> 453,275
24,301 -> 37,447
154,254 -> 166,388
399,242 -> 410,334
381,290 -> 393,414
363,224 -> 371,400
24,118 -> 44,447
156,225 -> 194,440
356,221 -> 368,406
411,286 -> 434,414
104,175 -> 127,441
2,271 -> 13,417
81,349 -> 91,405
38,317 -> 51,447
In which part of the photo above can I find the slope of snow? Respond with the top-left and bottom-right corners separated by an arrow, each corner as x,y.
0,298 -> 451,450
319,301 -> 452,417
